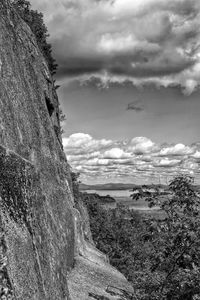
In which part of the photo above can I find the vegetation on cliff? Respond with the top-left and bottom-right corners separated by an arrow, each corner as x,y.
12,0 -> 67,130
12,0 -> 57,75
83,175 -> 200,300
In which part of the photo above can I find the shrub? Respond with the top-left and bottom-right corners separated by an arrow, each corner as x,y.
83,175 -> 200,300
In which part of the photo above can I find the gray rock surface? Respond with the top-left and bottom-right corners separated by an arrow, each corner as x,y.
0,1 -> 134,299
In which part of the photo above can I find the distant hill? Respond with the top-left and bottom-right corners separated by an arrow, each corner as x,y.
80,182 -> 200,192
80,183 -> 143,191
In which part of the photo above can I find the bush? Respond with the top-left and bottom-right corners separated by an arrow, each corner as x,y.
83,175 -> 200,300
82,193 -> 146,282
131,175 -> 200,300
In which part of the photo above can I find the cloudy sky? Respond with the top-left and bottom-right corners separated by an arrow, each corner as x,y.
30,0 -> 200,185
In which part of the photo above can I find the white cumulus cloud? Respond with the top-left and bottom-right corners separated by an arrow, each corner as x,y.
63,133 -> 113,155
154,158 -> 181,167
159,143 -> 194,156
62,133 -> 200,184
103,148 -> 131,159
128,137 -> 157,154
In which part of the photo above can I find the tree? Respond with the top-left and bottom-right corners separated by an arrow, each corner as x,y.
83,175 -> 200,299
131,175 -> 200,300
12,0 -> 57,75
82,193 -> 146,283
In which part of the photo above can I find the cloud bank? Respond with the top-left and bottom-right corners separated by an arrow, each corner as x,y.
63,133 -> 200,184
30,0 -> 200,94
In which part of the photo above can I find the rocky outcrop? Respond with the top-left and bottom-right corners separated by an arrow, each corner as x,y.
0,1 -> 133,299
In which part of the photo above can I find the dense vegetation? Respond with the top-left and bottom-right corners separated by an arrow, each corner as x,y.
82,175 -> 200,300
12,0 -> 57,75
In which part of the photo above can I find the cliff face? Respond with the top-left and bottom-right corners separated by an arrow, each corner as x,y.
0,2 -> 75,299
0,2 -> 133,299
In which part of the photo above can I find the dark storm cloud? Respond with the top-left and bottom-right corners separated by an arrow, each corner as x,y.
56,58 -> 105,77
30,0 -> 200,94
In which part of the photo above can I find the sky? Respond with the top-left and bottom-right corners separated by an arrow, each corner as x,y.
30,0 -> 200,185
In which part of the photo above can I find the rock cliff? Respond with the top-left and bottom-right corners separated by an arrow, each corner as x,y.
0,1 -> 133,299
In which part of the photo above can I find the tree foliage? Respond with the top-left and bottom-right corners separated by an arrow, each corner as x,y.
82,193 -> 146,281
83,175 -> 200,300
133,175 -> 200,300
12,0 -> 57,75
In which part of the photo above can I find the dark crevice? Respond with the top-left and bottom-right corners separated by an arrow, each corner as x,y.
45,94 -> 54,117
56,112 -> 59,121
